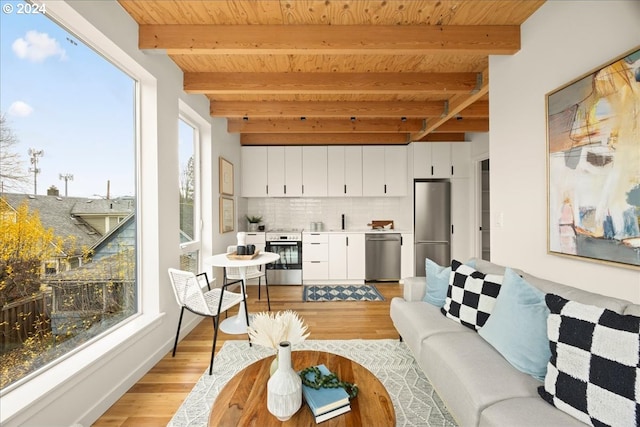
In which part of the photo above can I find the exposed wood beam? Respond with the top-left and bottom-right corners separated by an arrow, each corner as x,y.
459,101 -> 489,118
241,133 -> 409,145
415,133 -> 467,142
211,100 -> 445,118
411,68 -> 489,140
139,25 -> 521,55
435,118 -> 489,132
228,118 -> 424,133
185,72 -> 478,95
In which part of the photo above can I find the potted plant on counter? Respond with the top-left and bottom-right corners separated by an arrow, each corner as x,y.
246,214 -> 262,232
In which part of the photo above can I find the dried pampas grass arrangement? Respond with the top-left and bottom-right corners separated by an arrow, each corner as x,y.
247,310 -> 310,351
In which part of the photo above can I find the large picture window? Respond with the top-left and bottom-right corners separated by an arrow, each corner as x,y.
0,2 -> 137,390
178,115 -> 200,273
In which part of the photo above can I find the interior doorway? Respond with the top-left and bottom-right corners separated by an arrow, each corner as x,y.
479,159 -> 491,260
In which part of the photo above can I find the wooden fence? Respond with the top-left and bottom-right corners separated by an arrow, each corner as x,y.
0,291 -> 51,351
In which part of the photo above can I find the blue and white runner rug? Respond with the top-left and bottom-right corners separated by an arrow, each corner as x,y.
303,284 -> 385,302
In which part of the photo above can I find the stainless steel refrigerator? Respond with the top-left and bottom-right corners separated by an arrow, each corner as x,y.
414,180 -> 451,276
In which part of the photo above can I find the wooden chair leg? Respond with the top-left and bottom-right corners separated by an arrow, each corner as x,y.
172,307 -> 185,357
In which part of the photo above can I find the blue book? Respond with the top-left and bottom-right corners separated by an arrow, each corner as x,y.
301,364 -> 350,416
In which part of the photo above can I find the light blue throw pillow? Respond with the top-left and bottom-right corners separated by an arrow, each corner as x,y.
423,258 -> 475,307
478,267 -> 551,381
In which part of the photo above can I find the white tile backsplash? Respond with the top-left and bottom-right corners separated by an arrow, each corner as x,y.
245,197 -> 412,231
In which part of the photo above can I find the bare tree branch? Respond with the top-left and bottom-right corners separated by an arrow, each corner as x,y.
0,113 -> 29,193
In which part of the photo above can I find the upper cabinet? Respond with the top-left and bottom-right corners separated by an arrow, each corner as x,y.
241,146 -> 268,197
362,146 -> 407,196
413,141 -> 471,179
242,144 -> 407,198
302,146 -> 328,197
267,146 -> 302,197
327,146 -> 362,197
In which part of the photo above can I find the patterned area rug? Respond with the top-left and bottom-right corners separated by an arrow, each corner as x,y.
302,284 -> 385,302
168,339 -> 457,427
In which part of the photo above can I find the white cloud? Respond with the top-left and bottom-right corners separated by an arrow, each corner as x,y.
8,101 -> 34,117
12,30 -> 67,63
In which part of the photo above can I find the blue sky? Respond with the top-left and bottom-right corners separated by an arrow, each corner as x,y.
0,1 -> 137,198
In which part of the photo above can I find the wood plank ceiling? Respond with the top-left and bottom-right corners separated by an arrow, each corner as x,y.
118,0 -> 545,145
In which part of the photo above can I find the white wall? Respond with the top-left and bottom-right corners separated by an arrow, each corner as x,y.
0,1 -> 240,426
490,1 -> 640,302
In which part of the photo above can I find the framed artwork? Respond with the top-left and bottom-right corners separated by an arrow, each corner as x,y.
219,157 -> 234,196
219,196 -> 235,233
547,46 -> 640,268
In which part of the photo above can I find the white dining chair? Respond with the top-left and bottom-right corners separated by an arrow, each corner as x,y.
167,268 -> 248,375
225,245 -> 271,311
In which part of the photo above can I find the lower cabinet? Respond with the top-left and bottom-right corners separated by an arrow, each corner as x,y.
328,233 -> 365,281
302,233 -> 329,281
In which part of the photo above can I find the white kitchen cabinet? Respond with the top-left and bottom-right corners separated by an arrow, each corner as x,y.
267,146 -> 302,197
412,141 -> 471,179
327,146 -> 362,197
400,233 -> 413,280
328,233 -> 365,281
302,146 -> 327,197
303,232 -> 329,281
241,146 -> 268,197
450,142 -> 471,178
451,178 -> 473,262
362,146 -> 407,196
244,232 -> 266,253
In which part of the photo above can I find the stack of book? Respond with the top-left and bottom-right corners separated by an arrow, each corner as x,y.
301,364 -> 351,423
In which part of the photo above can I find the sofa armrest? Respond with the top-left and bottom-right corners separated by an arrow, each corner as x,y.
402,276 -> 427,302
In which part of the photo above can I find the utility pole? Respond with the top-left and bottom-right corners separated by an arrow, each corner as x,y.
59,173 -> 74,197
28,148 -> 44,195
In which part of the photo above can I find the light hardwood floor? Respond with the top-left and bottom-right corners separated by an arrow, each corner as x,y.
93,283 -> 403,426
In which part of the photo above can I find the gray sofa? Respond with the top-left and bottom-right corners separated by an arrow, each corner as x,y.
390,258 -> 640,427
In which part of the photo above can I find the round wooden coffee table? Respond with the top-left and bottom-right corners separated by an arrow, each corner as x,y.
209,350 -> 396,426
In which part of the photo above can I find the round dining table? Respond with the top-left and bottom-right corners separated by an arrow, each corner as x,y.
204,251 -> 279,334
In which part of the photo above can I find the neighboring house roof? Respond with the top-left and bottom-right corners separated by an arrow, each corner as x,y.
1,193 -> 134,256
91,213 -> 136,262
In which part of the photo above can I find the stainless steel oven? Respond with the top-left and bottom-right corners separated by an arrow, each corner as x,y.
265,230 -> 302,285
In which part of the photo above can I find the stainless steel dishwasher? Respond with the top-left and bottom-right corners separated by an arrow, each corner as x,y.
365,233 -> 401,281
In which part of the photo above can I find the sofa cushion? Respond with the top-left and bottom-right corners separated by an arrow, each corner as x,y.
441,260 -> 503,330
479,397 -> 587,427
521,272 -> 631,313
538,294 -> 640,426
421,332 -> 542,427
390,297 -> 472,358
424,258 -> 475,307
479,268 -> 551,381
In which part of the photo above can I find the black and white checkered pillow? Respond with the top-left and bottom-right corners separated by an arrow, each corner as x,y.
538,294 -> 640,426
440,260 -> 503,330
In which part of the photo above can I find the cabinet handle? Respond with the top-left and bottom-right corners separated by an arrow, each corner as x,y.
344,184 -> 347,194
451,166 -> 454,176
451,224 -> 454,234
302,184 -> 304,194
346,236 -> 349,246
431,166 -> 434,175
266,185 -> 268,195
311,261 -> 321,264
311,242 -> 321,245
384,184 -> 387,194
284,184 -> 287,194
401,236 -> 403,245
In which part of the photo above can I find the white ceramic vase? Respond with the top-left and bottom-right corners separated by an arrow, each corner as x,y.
267,341 -> 302,421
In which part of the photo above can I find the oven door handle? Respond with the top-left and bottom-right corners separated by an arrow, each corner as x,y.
267,241 -> 299,246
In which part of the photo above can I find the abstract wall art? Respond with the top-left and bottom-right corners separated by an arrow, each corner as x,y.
547,47 -> 640,268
